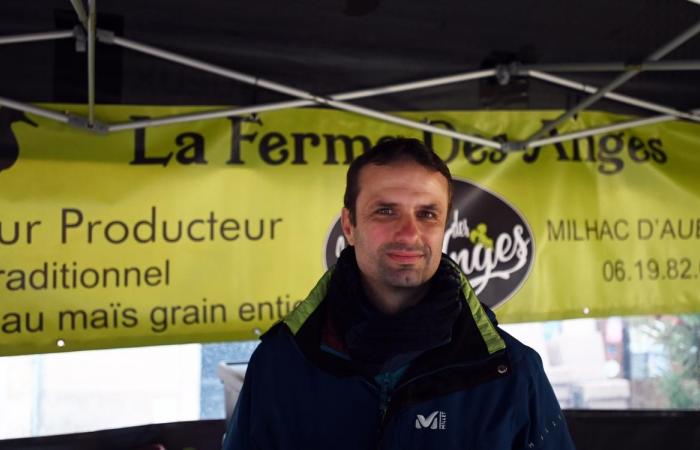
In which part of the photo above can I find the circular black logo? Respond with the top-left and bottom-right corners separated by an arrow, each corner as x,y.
322,178 -> 534,309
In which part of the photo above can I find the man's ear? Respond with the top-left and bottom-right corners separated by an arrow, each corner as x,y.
340,207 -> 355,246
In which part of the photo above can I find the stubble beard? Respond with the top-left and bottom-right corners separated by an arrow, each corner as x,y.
377,243 -> 434,289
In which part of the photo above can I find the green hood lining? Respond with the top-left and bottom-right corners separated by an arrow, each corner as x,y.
282,261 -> 506,355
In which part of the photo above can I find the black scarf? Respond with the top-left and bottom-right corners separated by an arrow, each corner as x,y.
328,247 -> 462,365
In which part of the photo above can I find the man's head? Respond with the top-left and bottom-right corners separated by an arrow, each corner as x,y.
343,138 -> 452,224
340,138 -> 453,314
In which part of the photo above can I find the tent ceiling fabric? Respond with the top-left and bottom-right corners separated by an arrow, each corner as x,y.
0,1 -> 699,126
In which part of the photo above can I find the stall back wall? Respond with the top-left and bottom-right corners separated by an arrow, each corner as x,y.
1,411 -> 700,450
1,105 -> 699,356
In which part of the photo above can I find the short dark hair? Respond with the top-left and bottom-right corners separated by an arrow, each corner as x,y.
343,137 -> 452,224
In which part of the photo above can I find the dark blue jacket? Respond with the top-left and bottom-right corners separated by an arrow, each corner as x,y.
223,266 -> 576,450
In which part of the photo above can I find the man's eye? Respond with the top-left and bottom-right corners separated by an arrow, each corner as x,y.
377,208 -> 394,215
418,211 -> 437,219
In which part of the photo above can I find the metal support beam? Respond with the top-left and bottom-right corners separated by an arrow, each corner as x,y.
0,97 -> 72,123
333,69 -> 496,100
520,60 -> 700,73
3,23 -> 699,150
0,30 -> 74,45
528,115 -> 678,148
70,0 -> 89,30
110,98 -> 499,149
104,34 -> 500,147
525,19 -> 700,144
108,102 -> 308,132
108,69 -> 495,132
87,0 -> 96,126
106,34 -> 319,101
528,71 -> 700,122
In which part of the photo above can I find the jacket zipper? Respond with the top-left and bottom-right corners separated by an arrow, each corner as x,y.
375,372 -> 393,450
395,351 -> 507,393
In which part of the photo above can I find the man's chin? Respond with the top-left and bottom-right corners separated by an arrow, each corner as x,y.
382,269 -> 428,289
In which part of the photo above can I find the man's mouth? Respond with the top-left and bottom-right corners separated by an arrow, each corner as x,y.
386,250 -> 424,264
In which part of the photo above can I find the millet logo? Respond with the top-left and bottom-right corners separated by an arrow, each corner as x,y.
415,411 -> 447,430
323,178 -> 534,309
0,107 -> 37,174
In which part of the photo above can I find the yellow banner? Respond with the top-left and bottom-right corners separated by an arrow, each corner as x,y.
1,105 -> 699,356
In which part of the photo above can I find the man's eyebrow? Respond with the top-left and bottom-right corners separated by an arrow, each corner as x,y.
370,201 -> 398,208
368,201 -> 443,211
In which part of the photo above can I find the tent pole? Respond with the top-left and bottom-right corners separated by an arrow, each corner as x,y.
315,99 -> 502,149
104,34 -> 500,147
87,0 -> 96,127
70,0 -> 89,30
108,101 -> 310,131
524,19 -> 700,144
521,60 -> 700,73
107,71 -> 498,130
107,99 -> 499,148
103,31 -> 495,100
528,115 -> 679,148
110,65 -> 700,135
107,70 -> 497,131
528,71 -> 700,122
107,34 -> 317,101
334,69 -> 496,100
107,69 -> 495,132
0,96 -> 72,123
107,35 -> 494,104
0,30 -> 74,45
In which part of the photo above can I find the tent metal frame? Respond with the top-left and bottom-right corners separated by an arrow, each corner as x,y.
0,1 -> 698,152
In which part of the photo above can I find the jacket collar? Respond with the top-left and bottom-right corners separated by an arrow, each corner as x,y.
281,255 -> 506,357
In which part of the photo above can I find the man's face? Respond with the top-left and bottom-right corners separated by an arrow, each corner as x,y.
341,160 -> 449,306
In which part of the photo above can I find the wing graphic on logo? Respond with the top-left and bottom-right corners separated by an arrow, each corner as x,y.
415,411 -> 440,429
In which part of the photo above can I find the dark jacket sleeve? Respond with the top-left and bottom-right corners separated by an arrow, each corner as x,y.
222,354 -> 258,450
516,349 -> 576,450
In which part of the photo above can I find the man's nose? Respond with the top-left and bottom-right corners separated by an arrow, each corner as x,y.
395,214 -> 419,242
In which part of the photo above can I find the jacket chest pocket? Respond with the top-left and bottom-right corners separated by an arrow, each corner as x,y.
384,409 -> 515,450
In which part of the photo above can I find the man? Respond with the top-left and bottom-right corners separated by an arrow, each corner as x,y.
223,138 -> 575,449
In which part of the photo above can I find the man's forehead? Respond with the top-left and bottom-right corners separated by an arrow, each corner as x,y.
356,162 -> 449,202
357,160 -> 443,182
